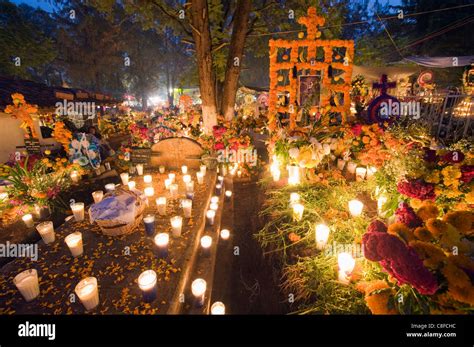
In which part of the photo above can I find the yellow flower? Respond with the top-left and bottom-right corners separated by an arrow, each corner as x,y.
409,240 -> 446,269
441,166 -> 461,187
442,211 -> 473,234
409,199 -> 423,209
44,150 -> 51,155
388,222 -> 414,243
465,190 -> 474,205
414,227 -> 433,242
425,218 -> 448,238
416,201 -> 439,221
425,170 -> 440,184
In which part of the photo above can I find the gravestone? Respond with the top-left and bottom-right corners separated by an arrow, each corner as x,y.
150,137 -> 203,169
24,138 -> 41,155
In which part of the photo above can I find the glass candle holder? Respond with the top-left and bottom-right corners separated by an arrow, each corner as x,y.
169,184 -> 179,199
70,202 -> 85,222
75,277 -> 99,311
196,172 -> 204,184
143,214 -> 156,236
209,202 -> 219,211
200,165 -> 207,176
170,216 -> 183,237
128,181 -> 136,190
346,161 -> 357,174
200,235 -> 212,257
92,190 -> 104,204
185,181 -> 194,194
211,301 -> 225,315
168,173 -> 176,183
315,224 -> 330,250
136,164 -> 144,176
14,269 -> 40,302
220,229 -> 230,240
156,197 -> 167,216
191,278 -> 206,308
65,231 -> 83,257
181,165 -> 188,174
348,199 -> 364,217
164,178 -> 171,190
225,190 -> 232,201
206,210 -> 215,226
154,233 -> 169,259
22,214 -> 34,228
215,184 -> 222,195
105,183 -> 115,192
36,221 -> 55,244
292,203 -> 304,221
355,167 -> 367,181
183,174 -> 191,184
181,199 -> 192,218
70,170 -> 80,183
159,165 -> 165,174
144,175 -> 152,184
120,172 -> 129,185
138,270 -> 157,303
338,252 -> 355,284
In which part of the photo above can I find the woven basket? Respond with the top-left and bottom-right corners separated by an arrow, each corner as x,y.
94,188 -> 145,236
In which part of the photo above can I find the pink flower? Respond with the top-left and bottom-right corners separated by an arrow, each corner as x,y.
214,142 -> 225,150
212,126 -> 227,139
351,124 -> 362,136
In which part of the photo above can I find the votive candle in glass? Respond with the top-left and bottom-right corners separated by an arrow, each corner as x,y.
36,221 -> 55,244
355,167 -> 367,181
22,214 -> 34,228
292,203 -> 304,221
128,180 -> 136,190
206,210 -> 215,226
183,174 -> 191,184
288,165 -> 300,185
338,252 -> 355,284
211,301 -> 225,315
272,167 -> 281,181
138,270 -> 157,303
215,184 -> 222,195
120,172 -> 129,185
348,199 -> 364,217
75,277 -> 99,311
92,190 -> 104,203
200,165 -> 207,176
169,184 -> 178,199
159,165 -> 165,174
289,192 -> 300,205
156,197 -> 167,216
170,216 -> 183,237
70,202 -> 85,222
315,224 -> 330,250
154,233 -> 169,259
367,166 -> 377,178
337,159 -> 346,171
181,199 -> 192,218
220,229 -> 230,240
211,196 -> 219,204
225,190 -> 232,201
65,231 -> 83,257
168,173 -> 176,183
196,171 -> 204,184
164,178 -> 172,190
181,165 -> 188,174
346,161 -> 357,174
136,164 -> 144,176
105,183 -> 115,192
209,202 -> 218,211
185,181 -> 194,194
217,176 -> 224,184
143,214 -> 156,237
191,278 -> 206,307
14,269 -> 40,302
144,187 -> 155,198
200,235 -> 212,257
144,174 -> 152,184
70,170 -> 80,183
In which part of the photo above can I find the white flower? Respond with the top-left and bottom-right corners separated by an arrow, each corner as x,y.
289,147 -> 300,159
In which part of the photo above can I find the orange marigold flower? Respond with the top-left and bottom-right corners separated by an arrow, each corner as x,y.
442,211 -> 473,234
288,232 -> 300,242
425,218 -> 449,238
388,222 -> 414,243
416,202 -> 439,221
409,240 -> 446,269
357,280 -> 397,315
414,227 -> 433,242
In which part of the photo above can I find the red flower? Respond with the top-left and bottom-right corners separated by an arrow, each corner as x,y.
367,220 -> 388,234
214,142 -> 225,151
351,124 -> 362,136
395,202 -> 423,228
212,126 -> 227,139
397,179 -> 436,201
460,165 -> 474,183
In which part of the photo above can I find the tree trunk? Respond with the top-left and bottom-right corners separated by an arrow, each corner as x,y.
220,0 -> 251,120
190,0 -> 218,132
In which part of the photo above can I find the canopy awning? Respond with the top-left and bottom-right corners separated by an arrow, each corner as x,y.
403,56 -> 474,68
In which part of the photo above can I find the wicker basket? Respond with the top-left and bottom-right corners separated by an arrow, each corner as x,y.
94,188 -> 145,236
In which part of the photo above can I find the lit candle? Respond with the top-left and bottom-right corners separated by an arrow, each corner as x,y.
221,166 -> 227,176
168,173 -> 176,183
136,164 -> 144,176
211,196 -> 219,204
225,190 -> 232,201
191,278 -> 206,307
348,199 -> 364,217
185,181 -> 194,194
22,214 -> 34,228
209,202 -> 219,211
70,202 -> 85,222
75,277 -> 99,311
164,178 -> 172,190
181,199 -> 192,218
200,165 -> 207,176
170,216 -> 183,237
367,166 -> 377,178
338,252 -> 355,284
120,172 -> 129,185
377,195 -> 388,216
211,301 -> 225,315
206,210 -> 215,226
159,165 -> 165,174
128,180 -> 136,190
315,224 -> 330,250
237,170 -> 242,178
355,167 -> 367,181
36,221 -> 55,244
220,229 -> 230,240
14,269 -> 40,302
196,171 -> 204,184
105,183 -> 115,192
271,167 -> 281,181
181,165 -> 188,174
65,231 -> 83,257
169,184 -> 178,199
346,161 -> 357,174
215,183 -> 222,195
144,174 -> 152,184
144,187 -> 155,198
143,214 -> 156,236
183,174 -> 191,184
92,190 -> 104,203
289,192 -> 300,205
200,235 -> 212,257
217,176 -> 224,184
337,159 -> 346,171
156,197 -> 167,216
70,170 -> 80,183
154,233 -> 169,259
292,203 -> 304,221
288,165 -> 300,185
138,270 -> 157,303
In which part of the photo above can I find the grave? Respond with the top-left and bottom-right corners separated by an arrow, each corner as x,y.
150,137 -> 203,170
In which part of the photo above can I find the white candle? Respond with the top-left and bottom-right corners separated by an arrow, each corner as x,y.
22,214 -> 34,228
120,172 -> 129,185
169,184 -> 178,199
36,221 -> 55,244
14,269 -> 40,302
315,224 -> 330,250
272,167 -> 281,181
185,181 -> 194,194
128,180 -> 136,190
196,171 -> 204,184
210,196 -> 219,204
337,159 -> 346,170
292,203 -> 304,221
136,164 -> 144,176
156,197 -> 167,216
105,183 -> 115,192
209,202 -> 219,211
206,210 -> 215,225
377,195 -> 388,216
225,190 -> 232,200
170,216 -> 183,237
338,252 -> 355,284
191,278 -> 206,307
168,173 -> 176,183
70,170 -> 80,183
211,301 -> 225,315
65,231 -> 83,257
181,165 -> 188,174
367,166 -> 377,178
181,199 -> 192,218
144,187 -> 155,198
200,165 -> 207,176
348,199 -> 364,217
70,202 -> 85,222
347,161 -> 357,174
154,233 -> 169,258
164,178 -> 172,190
217,176 -> 224,184
220,229 -> 230,240
237,170 -> 242,178
221,166 -> 227,176
92,190 -> 104,203
75,277 -> 99,311
159,165 -> 165,174
288,165 -> 300,185
355,167 -> 367,181
138,270 -> 157,302
200,235 -> 212,256
289,193 -> 300,205
183,174 -> 191,184
144,175 -> 152,184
